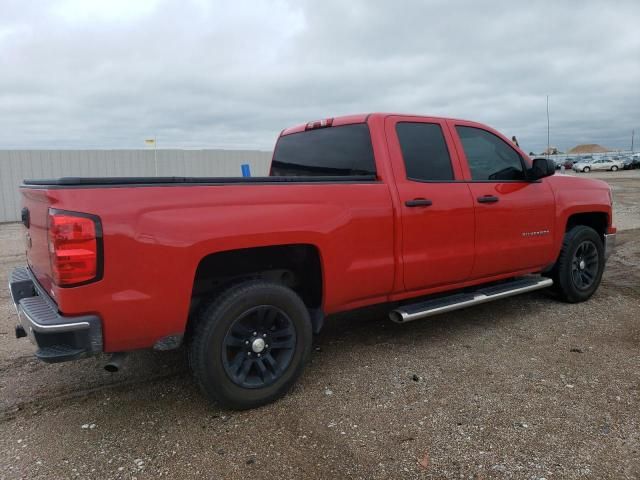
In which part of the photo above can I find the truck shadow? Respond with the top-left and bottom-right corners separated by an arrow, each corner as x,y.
316,290 -> 554,349
1,290 -> 557,416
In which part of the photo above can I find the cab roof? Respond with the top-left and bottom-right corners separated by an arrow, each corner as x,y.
280,113 -> 475,136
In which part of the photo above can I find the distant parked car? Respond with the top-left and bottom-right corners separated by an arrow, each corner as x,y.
559,157 -> 575,170
573,157 -> 623,172
622,156 -> 639,170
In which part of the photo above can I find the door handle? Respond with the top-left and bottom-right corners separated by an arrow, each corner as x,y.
477,195 -> 499,204
405,198 -> 433,207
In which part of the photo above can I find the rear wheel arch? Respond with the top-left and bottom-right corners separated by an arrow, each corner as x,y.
188,244 -> 324,334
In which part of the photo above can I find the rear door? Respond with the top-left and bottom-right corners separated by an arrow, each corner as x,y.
448,120 -> 556,279
385,116 -> 475,291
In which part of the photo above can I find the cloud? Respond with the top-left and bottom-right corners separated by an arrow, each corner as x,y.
0,0 -> 638,152
51,0 -> 162,24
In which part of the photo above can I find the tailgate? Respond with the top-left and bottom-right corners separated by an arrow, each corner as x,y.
21,187 -> 55,294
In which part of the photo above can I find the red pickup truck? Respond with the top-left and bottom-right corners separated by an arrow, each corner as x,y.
10,113 -> 616,409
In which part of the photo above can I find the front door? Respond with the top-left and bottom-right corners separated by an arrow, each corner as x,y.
448,121 -> 556,279
385,116 -> 475,291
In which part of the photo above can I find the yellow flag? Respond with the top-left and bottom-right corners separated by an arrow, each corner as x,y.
144,139 -> 156,145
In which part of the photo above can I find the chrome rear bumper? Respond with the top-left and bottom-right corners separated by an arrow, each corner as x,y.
9,266 -> 103,363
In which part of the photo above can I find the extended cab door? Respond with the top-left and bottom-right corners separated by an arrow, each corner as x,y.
385,116 -> 475,291
448,120 -> 556,279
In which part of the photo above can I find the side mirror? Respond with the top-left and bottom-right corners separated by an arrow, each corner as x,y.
529,158 -> 555,180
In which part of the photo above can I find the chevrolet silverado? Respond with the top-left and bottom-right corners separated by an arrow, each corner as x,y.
9,113 -> 616,409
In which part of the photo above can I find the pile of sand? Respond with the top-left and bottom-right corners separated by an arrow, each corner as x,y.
568,144 -> 609,154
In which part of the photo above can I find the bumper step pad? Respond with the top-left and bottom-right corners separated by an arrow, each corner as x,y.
36,345 -> 87,363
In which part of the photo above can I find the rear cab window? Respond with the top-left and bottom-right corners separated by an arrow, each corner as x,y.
270,124 -> 376,177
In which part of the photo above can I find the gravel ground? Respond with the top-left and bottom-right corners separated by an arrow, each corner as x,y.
0,172 -> 639,479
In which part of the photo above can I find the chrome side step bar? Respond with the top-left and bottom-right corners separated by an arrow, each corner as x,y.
389,276 -> 553,324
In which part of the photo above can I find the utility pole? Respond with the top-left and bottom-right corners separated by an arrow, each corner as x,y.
632,129 -> 635,152
546,95 -> 550,157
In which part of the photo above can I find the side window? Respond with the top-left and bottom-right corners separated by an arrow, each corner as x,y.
456,126 -> 526,181
396,122 -> 454,181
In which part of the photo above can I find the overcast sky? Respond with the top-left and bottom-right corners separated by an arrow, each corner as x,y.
1,0 -> 638,153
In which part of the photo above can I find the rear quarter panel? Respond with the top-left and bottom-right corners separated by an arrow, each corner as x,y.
35,182 -> 395,351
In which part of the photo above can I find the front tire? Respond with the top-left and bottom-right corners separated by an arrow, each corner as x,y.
550,226 -> 605,303
583,167 -> 590,172
189,280 -> 312,409
611,165 -> 619,171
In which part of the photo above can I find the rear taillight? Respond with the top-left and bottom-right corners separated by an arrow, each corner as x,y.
48,210 -> 103,287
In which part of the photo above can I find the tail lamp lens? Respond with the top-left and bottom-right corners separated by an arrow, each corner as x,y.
48,210 -> 102,286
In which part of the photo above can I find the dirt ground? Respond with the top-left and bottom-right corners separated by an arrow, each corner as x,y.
1,171 -> 639,479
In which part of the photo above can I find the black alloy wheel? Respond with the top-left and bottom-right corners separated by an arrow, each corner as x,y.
221,305 -> 297,389
570,240 -> 599,290
548,225 -> 605,303
189,280 -> 312,409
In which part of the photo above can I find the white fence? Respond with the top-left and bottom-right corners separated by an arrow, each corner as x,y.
0,149 -> 272,222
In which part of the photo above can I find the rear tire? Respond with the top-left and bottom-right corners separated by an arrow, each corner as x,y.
611,165 -> 619,171
189,280 -> 312,409
583,167 -> 590,172
550,226 -> 604,303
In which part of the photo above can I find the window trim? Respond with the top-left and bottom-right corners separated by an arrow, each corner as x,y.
395,121 -> 456,183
